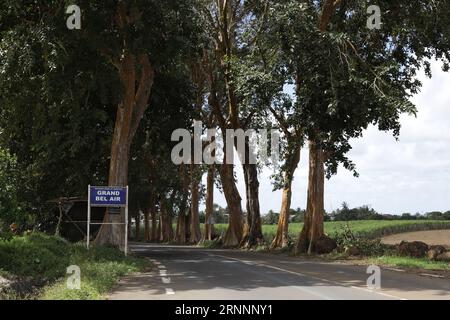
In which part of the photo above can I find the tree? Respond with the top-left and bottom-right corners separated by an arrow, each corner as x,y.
262,210 -> 279,225
86,1 -> 201,248
132,67 -> 197,244
0,1 -> 117,230
261,0 -> 450,254
201,0 -> 269,247
0,1 -> 203,246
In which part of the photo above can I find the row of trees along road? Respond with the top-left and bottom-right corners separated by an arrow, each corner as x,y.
0,0 -> 449,253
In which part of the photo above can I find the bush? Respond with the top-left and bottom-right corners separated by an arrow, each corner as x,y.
0,232 -> 146,299
0,233 -> 71,281
0,229 -> 14,241
333,224 -> 387,256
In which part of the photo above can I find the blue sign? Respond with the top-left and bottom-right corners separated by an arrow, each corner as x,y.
89,186 -> 127,207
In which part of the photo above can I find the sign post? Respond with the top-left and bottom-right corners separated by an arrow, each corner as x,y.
125,186 -> 129,256
87,185 -> 91,249
87,185 -> 129,256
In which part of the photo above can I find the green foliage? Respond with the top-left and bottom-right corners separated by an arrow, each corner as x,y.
213,220 -> 450,244
330,202 -> 383,221
200,239 -> 223,249
0,233 -> 71,281
41,258 -> 143,300
369,256 -> 450,271
1,1 -> 450,241
258,0 -> 450,179
333,224 -> 387,256
262,210 -> 280,225
0,1 -> 204,230
0,229 -> 14,241
0,232 -> 145,299
0,148 -> 22,227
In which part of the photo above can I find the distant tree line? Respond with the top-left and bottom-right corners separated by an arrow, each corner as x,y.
259,202 -> 450,224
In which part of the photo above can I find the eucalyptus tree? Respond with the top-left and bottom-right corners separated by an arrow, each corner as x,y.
0,1 -> 115,228
224,0 -> 304,249
0,1 -> 203,247
264,0 -> 450,253
78,0 -> 203,247
202,0 -> 277,247
268,98 -> 304,249
130,67 -> 197,242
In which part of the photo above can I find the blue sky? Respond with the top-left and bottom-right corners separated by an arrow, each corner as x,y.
206,60 -> 450,215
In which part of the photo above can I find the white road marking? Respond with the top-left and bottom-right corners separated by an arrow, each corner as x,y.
385,268 -> 405,272
211,253 -> 406,300
165,288 -> 175,295
159,269 -> 167,277
420,273 -> 444,279
149,258 -> 176,295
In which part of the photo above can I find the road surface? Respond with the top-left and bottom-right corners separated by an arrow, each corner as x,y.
109,243 -> 450,300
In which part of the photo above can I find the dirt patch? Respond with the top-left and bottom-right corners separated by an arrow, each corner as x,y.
382,230 -> 450,248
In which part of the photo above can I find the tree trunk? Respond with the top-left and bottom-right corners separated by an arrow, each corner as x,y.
157,203 -> 162,242
219,164 -> 243,246
160,199 -> 173,243
204,165 -> 215,241
94,51 -> 154,249
176,209 -> 186,244
128,209 -> 133,240
55,205 -> 63,236
185,208 -> 191,242
135,210 -> 141,241
175,195 -> 188,244
271,144 -> 301,249
296,140 -> 325,254
144,209 -> 150,242
150,200 -> 158,242
240,164 -> 263,248
95,139 -> 130,248
189,164 -> 202,243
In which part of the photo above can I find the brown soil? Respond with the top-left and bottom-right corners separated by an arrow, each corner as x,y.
382,230 -> 450,248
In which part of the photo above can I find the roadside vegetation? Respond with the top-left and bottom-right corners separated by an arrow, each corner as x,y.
0,233 -> 146,300
1,2 -> 450,295
209,220 -> 450,244
368,256 -> 450,271
198,221 -> 450,271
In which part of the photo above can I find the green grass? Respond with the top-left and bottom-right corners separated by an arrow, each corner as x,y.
368,255 -> 450,271
0,233 -> 146,300
210,220 -> 450,242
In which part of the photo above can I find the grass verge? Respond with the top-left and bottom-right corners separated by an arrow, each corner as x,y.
0,232 -> 146,300
367,255 -> 450,271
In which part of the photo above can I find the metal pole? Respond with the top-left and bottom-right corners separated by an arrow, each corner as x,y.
87,185 -> 91,250
124,186 -> 129,256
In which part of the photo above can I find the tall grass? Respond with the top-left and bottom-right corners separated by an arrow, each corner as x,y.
210,220 -> 450,243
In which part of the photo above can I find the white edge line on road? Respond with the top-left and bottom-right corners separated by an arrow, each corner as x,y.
385,268 -> 405,272
165,288 -> 175,295
211,253 -> 406,301
149,259 -> 176,294
420,273 -> 444,279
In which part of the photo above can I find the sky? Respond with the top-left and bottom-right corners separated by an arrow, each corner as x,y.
205,60 -> 450,216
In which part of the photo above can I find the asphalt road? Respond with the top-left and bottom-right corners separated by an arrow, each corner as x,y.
109,243 -> 450,300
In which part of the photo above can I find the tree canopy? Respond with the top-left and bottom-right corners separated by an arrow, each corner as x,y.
1,0 -> 449,251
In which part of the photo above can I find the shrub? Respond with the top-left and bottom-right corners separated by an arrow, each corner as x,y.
0,232 -> 146,299
0,233 -> 71,281
0,229 -> 14,241
333,224 -> 387,256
